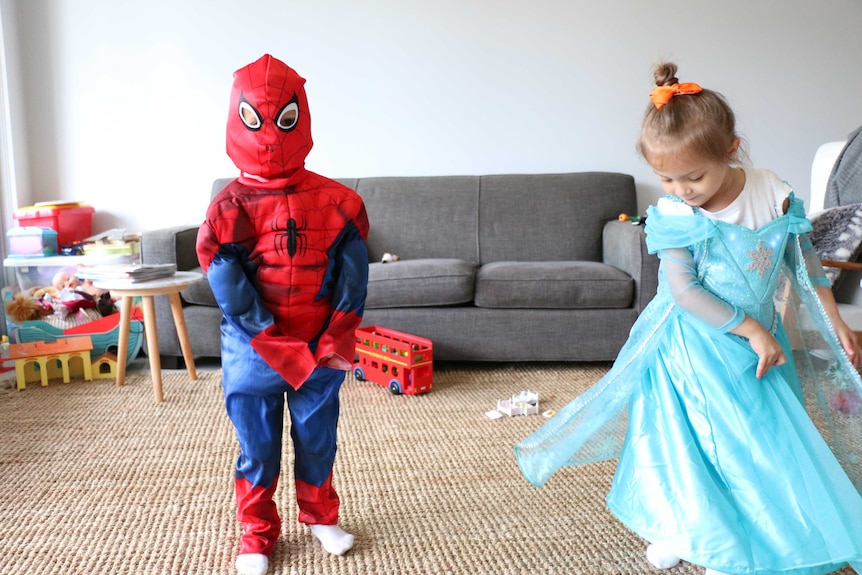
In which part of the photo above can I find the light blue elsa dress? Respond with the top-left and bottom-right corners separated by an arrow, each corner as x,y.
516,170 -> 862,575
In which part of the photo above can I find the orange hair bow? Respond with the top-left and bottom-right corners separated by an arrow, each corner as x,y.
649,82 -> 703,110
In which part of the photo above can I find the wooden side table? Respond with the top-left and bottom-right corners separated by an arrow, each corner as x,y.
92,271 -> 204,402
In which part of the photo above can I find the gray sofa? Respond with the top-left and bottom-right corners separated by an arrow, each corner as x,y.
141,172 -> 658,366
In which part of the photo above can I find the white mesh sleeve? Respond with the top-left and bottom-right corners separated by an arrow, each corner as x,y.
659,247 -> 744,332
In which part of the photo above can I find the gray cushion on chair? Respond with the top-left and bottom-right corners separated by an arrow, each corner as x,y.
366,259 -> 476,309
474,261 -> 633,309
809,203 -> 862,286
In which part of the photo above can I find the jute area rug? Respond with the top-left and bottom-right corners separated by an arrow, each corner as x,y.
0,363 -> 854,575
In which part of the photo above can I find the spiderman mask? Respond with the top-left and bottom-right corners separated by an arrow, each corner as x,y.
226,54 -> 314,182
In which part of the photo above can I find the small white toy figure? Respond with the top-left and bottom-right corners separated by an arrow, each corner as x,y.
196,54 -> 369,575
516,61 -> 862,574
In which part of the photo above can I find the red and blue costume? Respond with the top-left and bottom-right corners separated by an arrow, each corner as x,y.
196,54 -> 369,557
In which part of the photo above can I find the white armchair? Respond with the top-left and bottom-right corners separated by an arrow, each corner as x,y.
808,138 -> 862,338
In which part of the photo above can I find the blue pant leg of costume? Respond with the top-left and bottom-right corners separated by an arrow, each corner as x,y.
226,391 -> 285,556
287,367 -> 345,525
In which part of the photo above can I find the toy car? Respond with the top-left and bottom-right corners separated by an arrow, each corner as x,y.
353,325 -> 433,395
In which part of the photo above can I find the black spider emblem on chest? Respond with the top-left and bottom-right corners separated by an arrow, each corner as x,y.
272,214 -> 307,257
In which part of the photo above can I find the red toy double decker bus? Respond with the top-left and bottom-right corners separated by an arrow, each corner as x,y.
353,325 -> 433,395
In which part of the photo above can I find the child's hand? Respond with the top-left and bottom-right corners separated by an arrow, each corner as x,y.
733,316 -> 786,378
813,286 -> 862,366
748,330 -> 787,378
832,318 -> 862,366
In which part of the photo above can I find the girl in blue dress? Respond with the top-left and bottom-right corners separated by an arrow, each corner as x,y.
516,62 -> 862,575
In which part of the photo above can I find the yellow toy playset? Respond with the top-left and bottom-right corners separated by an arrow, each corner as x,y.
7,336 -> 94,390
91,352 -> 118,380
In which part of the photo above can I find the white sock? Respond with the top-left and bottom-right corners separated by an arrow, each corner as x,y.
235,553 -> 269,575
646,542 -> 681,569
310,523 -> 355,556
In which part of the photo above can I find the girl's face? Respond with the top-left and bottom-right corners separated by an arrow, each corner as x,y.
648,142 -> 741,212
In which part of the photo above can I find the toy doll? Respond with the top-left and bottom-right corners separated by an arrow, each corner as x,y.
51,270 -> 114,316
196,54 -> 369,575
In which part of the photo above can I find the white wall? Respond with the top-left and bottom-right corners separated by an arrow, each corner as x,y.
5,0 -> 862,235
0,0 -> 29,224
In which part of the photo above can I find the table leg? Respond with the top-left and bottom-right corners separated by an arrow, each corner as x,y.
115,295 -> 133,387
168,291 -> 197,381
141,295 -> 164,402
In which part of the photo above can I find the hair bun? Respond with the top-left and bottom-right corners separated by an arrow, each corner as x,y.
653,62 -> 679,87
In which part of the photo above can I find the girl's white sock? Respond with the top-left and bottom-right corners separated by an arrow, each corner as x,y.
646,542 -> 681,569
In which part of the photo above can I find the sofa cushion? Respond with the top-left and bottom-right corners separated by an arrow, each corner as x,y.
474,261 -> 633,309
178,259 -> 480,311
477,172 -> 637,263
180,267 -> 217,307
366,259 -> 476,309
353,176 -> 480,264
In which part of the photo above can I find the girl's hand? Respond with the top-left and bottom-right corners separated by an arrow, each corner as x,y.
733,316 -> 786,378
832,318 -> 862,366
813,286 -> 862,366
748,330 -> 787,378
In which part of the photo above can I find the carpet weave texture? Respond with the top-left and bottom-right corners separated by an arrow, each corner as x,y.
0,364 -> 854,575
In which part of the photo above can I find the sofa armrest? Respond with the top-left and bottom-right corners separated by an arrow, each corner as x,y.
139,224 -> 205,363
602,221 -> 659,312
141,225 -> 201,271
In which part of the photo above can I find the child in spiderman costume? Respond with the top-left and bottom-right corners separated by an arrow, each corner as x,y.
196,54 -> 369,575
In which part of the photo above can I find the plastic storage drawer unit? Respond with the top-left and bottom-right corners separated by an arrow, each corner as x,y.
6,227 -> 59,257
14,202 -> 94,248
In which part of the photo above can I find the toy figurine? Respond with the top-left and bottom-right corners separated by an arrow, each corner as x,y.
617,212 -> 645,224
196,54 -> 369,575
5,292 -> 53,323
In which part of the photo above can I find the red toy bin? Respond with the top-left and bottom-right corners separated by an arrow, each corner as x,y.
13,202 -> 94,248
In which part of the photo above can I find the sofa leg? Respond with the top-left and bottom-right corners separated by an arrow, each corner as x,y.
159,355 -> 185,370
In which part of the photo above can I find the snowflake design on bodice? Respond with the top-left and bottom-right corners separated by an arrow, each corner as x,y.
746,240 -> 774,278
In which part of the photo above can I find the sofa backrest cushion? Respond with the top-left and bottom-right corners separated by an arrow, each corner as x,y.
477,172 -> 637,263
212,172 -> 637,265
352,176 -> 481,264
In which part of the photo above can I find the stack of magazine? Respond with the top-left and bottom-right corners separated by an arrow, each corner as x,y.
77,263 -> 177,284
